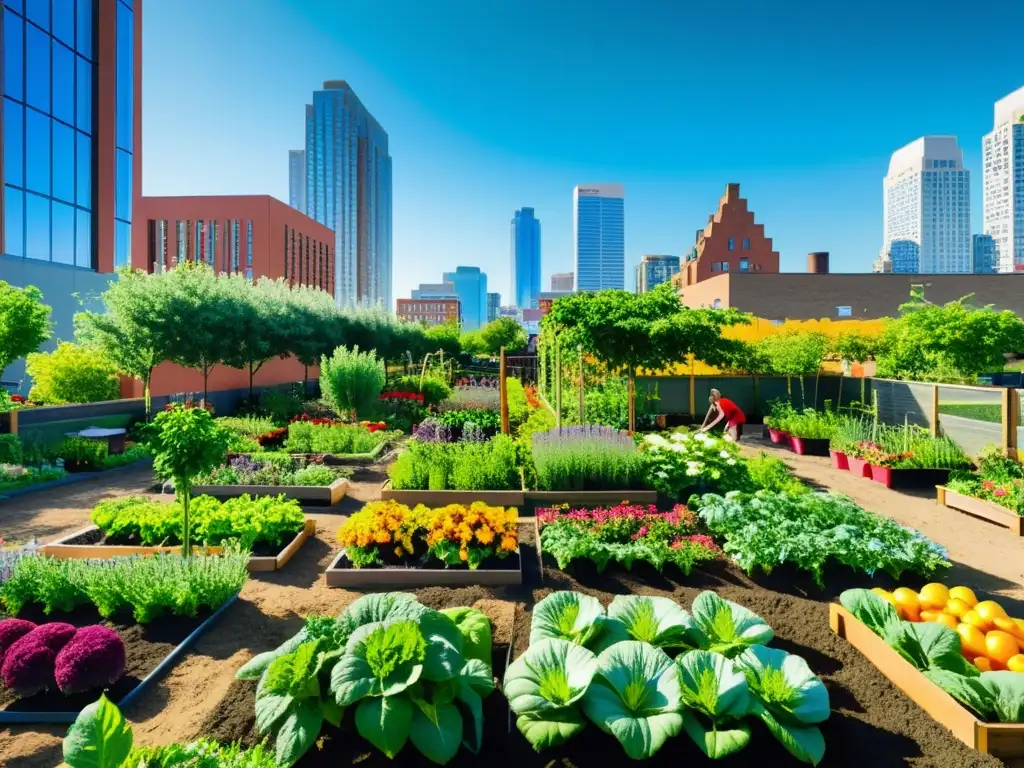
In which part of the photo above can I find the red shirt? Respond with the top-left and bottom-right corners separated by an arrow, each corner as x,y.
718,397 -> 746,424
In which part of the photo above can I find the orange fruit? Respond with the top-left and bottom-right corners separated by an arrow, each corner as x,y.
872,589 -> 902,617
934,613 -> 960,631
919,610 -> 939,623
976,601 -> 1008,624
918,583 -> 951,611
893,588 -> 921,621
962,610 -> 992,633
1015,618 -> 1024,634
1007,654 -> 1024,673
974,656 -> 993,672
945,598 -> 972,619
957,624 -> 988,659
986,631 -> 1020,666
949,587 -> 978,607
992,617 -> 1024,643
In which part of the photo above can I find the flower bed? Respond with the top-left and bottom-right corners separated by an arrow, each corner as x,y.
327,500 -> 522,587
940,448 -> 1024,534
640,430 -> 750,502
937,486 -> 1024,536
536,503 -> 720,576
282,420 -> 397,457
193,455 -> 351,505
385,434 -> 521,504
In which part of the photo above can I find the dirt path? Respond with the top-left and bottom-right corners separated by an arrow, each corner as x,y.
739,436 -> 1024,607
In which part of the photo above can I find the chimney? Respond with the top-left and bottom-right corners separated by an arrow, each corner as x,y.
807,252 -> 830,274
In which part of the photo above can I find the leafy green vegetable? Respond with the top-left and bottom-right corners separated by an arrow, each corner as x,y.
980,671 -> 1024,723
255,640 -> 327,767
596,595 -> 695,652
688,591 -> 774,657
581,640 -> 685,759
530,591 -> 606,648
677,649 -> 753,759
62,693 -> 134,768
440,606 -> 492,672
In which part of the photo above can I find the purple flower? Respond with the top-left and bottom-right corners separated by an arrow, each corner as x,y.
229,455 -> 264,475
413,418 -> 453,443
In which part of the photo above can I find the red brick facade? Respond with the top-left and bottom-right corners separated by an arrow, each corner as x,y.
396,298 -> 460,326
675,183 -> 780,288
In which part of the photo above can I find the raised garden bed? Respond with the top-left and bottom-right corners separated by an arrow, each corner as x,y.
848,455 -> 871,478
379,480 -> 524,507
830,449 -> 850,470
829,603 -> 1024,760
523,488 -> 658,506
325,547 -> 522,588
936,486 -> 1023,536
0,459 -> 151,500
192,477 -> 348,505
868,465 -> 955,490
788,435 -> 830,456
37,519 -> 317,572
0,594 -> 237,724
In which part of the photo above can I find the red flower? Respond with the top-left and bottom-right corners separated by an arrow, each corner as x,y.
10,395 -> 25,403
994,487 -> 1008,497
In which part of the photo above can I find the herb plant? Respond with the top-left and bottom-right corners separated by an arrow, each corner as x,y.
531,426 -> 645,491
319,345 -> 386,419
388,435 -> 520,491
283,422 -> 392,455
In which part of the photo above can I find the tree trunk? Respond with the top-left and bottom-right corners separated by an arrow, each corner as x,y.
181,489 -> 191,559
249,362 -> 255,403
628,368 -> 636,434
143,368 -> 153,420
303,365 -> 309,396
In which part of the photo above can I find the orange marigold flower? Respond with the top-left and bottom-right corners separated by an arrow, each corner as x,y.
476,525 -> 495,545
500,534 -> 517,552
373,530 -> 391,545
395,546 -> 405,557
459,548 -> 469,562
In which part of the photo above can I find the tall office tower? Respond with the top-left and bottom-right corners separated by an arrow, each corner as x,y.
510,207 -> 540,309
573,184 -> 624,291
486,291 -> 500,322
550,272 -> 574,291
982,86 -> 1024,272
443,267 -> 487,330
3,0 -> 142,388
635,254 -> 680,292
288,150 -> 306,213
972,234 -> 997,274
883,137 -> 970,274
304,81 -> 392,308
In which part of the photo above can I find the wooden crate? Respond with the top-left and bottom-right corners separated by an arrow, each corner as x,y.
830,604 -> 1024,759
937,486 -> 1023,536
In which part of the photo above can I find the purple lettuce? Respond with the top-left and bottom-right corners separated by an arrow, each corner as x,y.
1,640 -> 57,696
55,625 -> 126,694
0,618 -> 37,666
14,622 -> 77,653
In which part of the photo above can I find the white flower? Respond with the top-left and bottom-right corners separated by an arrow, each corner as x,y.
644,434 -> 668,446
727,458 -> 736,466
719,450 -> 730,459
656,471 -> 668,479
669,443 -> 686,453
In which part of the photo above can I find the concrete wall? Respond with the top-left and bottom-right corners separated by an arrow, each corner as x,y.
0,255 -> 116,395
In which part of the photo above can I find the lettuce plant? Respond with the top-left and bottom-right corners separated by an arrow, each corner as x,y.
596,595 -> 696,652
678,649 -> 754,758
529,591 -> 605,647
54,625 -> 126,694
687,591 -> 774,657
581,641 -> 685,759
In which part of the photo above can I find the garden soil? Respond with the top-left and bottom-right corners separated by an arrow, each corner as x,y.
0,464 -> 1019,767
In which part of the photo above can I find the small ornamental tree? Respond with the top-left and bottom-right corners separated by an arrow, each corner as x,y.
145,404 -> 228,556
0,281 -> 52,375
25,342 -> 120,404
479,317 -> 527,357
758,331 -> 829,407
220,276 -> 292,402
320,345 -> 386,419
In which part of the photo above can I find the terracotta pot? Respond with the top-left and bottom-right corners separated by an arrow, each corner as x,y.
830,450 -> 849,471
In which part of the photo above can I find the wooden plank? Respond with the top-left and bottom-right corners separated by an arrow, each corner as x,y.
247,518 -> 317,572
524,489 -> 658,506
325,549 -> 522,589
193,477 -> 348,505
938,487 -> 1024,536
830,604 -> 1024,759
379,482 -> 524,507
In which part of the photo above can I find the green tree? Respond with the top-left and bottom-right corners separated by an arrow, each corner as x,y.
320,345 -> 386,418
25,342 -> 120,404
830,330 -> 881,366
285,284 -> 347,394
875,290 -> 1024,381
145,405 -> 228,556
74,268 -> 173,418
0,281 -> 52,375
758,331 -> 829,406
220,276 -> 293,402
542,282 -> 749,430
479,317 -> 527,357
459,328 -> 487,357
424,321 -> 461,359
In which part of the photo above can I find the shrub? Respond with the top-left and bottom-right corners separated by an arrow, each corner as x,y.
26,342 -> 120,405
388,435 -> 520,491
258,384 -> 307,424
319,345 -> 385,419
0,618 -> 36,665
389,374 -> 451,407
54,436 -> 108,470
54,625 -> 126,694
283,422 -> 387,455
746,452 -> 809,495
531,426 -> 645,491
0,434 -> 22,465
505,377 -> 530,427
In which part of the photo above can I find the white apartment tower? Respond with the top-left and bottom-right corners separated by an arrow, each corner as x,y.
883,137 -> 971,274
982,85 -> 1024,272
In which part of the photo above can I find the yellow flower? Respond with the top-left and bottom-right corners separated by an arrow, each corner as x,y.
459,548 -> 469,562
395,546 -> 404,557
500,534 -> 517,552
476,525 -> 495,545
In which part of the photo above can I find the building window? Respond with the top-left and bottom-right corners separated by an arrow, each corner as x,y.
283,225 -> 289,279
231,219 -> 240,273
742,238 -> 750,250
728,237 -> 735,251
289,227 -> 295,283
246,220 -> 253,271
711,262 -> 720,272
721,261 -> 730,272
739,258 -> 749,272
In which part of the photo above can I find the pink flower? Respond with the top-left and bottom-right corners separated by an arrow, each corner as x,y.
994,487 -> 1008,497
630,526 -> 649,541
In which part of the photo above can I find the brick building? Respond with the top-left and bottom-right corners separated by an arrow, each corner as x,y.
396,298 -> 460,326
675,183 -> 779,288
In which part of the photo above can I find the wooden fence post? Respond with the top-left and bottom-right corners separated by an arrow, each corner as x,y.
499,347 -> 509,435
930,385 -> 939,437
554,337 -> 562,428
688,372 -> 696,418
1002,387 -> 1018,458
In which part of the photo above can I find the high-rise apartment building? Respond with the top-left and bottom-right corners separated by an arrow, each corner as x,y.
635,254 -> 680,292
443,267 -> 487,330
288,150 -> 305,214
573,184 -> 624,291
303,81 -> 392,308
510,207 -> 540,309
982,86 -> 1024,273
972,234 -> 997,274
3,0 -> 142,388
883,137 -> 971,274
486,291 -> 500,322
550,272 -> 574,291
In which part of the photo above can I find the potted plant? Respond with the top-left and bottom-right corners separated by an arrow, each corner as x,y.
847,441 -> 876,479
829,414 -> 873,473
783,408 -> 838,457
55,437 -> 108,473
869,424 -> 972,490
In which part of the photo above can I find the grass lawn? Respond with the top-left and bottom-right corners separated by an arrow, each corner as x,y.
937,402 -> 1002,423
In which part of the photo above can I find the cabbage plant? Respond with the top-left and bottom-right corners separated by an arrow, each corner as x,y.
688,591 -> 774,657
595,595 -> 696,652
677,649 -> 754,758
530,591 -> 605,647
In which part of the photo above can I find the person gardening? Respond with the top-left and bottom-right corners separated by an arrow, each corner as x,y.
700,388 -> 746,441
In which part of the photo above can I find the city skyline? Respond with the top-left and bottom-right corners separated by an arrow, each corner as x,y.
510,207 -> 541,309
139,0 -> 1024,305
982,86 -> 1024,272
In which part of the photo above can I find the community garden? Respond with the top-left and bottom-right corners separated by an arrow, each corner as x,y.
1,274 -> 1024,766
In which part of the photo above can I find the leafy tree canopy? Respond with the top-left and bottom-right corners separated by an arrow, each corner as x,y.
0,281 -> 52,374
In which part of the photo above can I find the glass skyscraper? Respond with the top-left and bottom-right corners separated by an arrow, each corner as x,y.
303,81 -> 392,308
443,266 -> 487,331
574,184 -> 624,291
510,207 -> 540,309
982,86 -> 1024,272
288,149 -> 305,213
635,254 -> 680,292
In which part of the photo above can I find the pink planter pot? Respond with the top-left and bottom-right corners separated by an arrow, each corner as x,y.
767,428 -> 789,445
789,437 -> 830,456
847,457 -> 872,478
830,450 -> 849,471
870,464 -> 893,488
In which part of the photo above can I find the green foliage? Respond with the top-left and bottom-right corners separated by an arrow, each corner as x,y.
199,455 -> 351,487
26,342 -> 120,405
435,408 -> 500,432
390,374 -> 452,407
1,548 -> 248,623
478,317 -> 527,357
746,453 -> 809,495
320,345 -> 386,419
388,435 -> 520,491
640,431 -> 752,499
0,433 -> 23,465
875,290 -> 1024,381
0,281 -> 52,374
0,464 -> 66,492
219,276 -> 295,399
829,330 -> 880,364
216,416 -> 278,439
257,385 -> 309,425
284,422 -> 390,455
55,436 -> 109,469
100,443 -> 150,470
423,322 -> 461,359
505,377 -> 530,427
766,402 -> 839,440
531,426 -> 645,491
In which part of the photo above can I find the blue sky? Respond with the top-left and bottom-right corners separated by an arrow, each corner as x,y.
142,0 -> 1024,304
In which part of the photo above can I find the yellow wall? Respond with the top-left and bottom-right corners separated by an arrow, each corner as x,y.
657,317 -> 887,375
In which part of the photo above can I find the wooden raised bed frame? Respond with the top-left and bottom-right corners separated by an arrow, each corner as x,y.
936,486 -> 1023,536
192,477 -> 349,505
325,548 -> 522,588
39,519 -> 317,573
524,489 -> 658,506
830,603 -> 1024,759
379,481 -> 524,507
